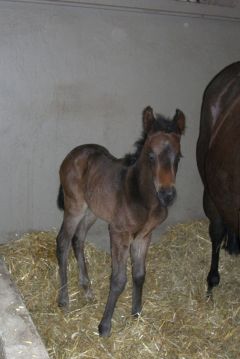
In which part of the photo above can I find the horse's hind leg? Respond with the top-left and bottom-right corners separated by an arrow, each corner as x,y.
207,219 -> 226,294
56,208 -> 87,308
72,209 -> 97,300
203,191 -> 226,294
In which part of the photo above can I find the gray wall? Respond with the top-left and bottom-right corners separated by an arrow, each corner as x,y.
0,0 -> 240,242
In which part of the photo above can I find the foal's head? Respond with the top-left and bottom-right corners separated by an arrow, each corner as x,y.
142,107 -> 185,207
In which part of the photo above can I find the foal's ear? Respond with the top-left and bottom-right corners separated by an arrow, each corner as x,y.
142,106 -> 155,133
173,109 -> 185,134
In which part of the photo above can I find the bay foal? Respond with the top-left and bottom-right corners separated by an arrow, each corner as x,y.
56,106 -> 185,336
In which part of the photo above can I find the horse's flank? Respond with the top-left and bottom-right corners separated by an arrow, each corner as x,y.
196,61 -> 240,293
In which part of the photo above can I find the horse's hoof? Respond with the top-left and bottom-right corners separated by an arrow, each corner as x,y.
98,322 -> 111,337
207,272 -> 220,290
132,310 -> 141,319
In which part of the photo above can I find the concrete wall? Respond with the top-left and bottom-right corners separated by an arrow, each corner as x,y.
0,0 -> 240,242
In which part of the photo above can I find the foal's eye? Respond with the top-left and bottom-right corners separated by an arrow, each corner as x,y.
148,152 -> 156,163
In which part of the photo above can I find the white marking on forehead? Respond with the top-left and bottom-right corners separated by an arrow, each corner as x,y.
149,132 -> 180,154
151,137 -> 170,151
161,139 -> 170,146
153,138 -> 177,156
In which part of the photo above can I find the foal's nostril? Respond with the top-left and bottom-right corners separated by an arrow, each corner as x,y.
157,186 -> 176,207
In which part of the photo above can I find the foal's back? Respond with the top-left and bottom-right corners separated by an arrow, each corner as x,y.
59,144 -> 124,222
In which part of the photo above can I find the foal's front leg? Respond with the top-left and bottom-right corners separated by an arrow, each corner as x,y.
130,235 -> 151,316
98,228 -> 130,337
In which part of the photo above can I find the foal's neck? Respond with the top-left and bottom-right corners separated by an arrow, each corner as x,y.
126,160 -> 158,209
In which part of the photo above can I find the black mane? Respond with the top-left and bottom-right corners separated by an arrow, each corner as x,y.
123,114 -> 179,166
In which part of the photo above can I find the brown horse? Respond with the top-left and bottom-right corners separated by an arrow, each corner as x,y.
56,106 -> 185,336
197,62 -> 240,294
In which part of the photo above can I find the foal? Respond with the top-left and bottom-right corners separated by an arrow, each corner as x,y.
56,106 -> 185,336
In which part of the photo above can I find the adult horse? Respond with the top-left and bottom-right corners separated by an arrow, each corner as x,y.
196,62 -> 240,294
56,106 -> 185,336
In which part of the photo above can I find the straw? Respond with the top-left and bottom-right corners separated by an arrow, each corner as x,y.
1,220 -> 240,359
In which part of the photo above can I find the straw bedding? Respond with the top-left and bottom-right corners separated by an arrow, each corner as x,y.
1,220 -> 240,359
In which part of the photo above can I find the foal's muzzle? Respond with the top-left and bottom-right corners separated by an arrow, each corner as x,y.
157,186 -> 176,208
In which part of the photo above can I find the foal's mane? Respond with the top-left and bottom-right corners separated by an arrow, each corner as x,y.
123,113 -> 180,166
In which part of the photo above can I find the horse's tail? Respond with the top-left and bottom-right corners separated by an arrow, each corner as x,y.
223,229 -> 240,255
57,184 -> 64,210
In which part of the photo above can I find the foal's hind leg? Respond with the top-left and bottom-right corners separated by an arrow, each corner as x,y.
72,209 -> 97,300
130,235 -> 151,316
56,208 -> 87,308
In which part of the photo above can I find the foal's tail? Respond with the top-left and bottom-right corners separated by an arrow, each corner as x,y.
57,184 -> 64,210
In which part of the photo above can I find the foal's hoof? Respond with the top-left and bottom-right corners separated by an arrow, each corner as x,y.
206,287 -> 213,299
98,322 -> 111,337
84,287 -> 94,301
58,296 -> 69,310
